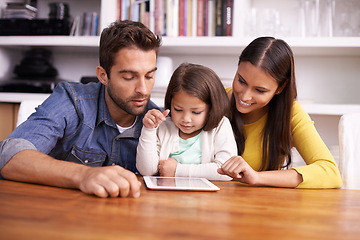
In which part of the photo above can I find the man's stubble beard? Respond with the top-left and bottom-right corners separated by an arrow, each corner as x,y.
107,85 -> 150,116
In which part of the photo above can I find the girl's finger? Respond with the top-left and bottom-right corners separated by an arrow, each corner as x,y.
162,109 -> 170,118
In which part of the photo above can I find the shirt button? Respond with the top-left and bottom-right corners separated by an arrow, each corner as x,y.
84,160 -> 89,164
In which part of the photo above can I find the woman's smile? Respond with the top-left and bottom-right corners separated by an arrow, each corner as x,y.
239,99 -> 252,107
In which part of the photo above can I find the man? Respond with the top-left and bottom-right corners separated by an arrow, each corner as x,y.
0,20 -> 162,198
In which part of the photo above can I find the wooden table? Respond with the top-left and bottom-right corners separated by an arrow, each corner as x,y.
1,178 -> 360,240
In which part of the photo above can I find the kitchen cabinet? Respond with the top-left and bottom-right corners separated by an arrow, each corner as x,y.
0,103 -> 19,141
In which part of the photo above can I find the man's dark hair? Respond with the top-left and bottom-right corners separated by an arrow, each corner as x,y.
99,20 -> 162,77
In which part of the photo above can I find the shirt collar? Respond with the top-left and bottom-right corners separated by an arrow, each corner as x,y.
97,84 -> 116,128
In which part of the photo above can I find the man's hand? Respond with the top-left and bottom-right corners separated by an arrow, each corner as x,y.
78,165 -> 141,198
158,158 -> 178,177
143,109 -> 170,128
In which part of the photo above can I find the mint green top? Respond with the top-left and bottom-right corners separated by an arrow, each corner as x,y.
169,132 -> 202,164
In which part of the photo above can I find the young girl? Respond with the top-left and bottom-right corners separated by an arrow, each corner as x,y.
217,37 -> 342,188
136,63 -> 237,180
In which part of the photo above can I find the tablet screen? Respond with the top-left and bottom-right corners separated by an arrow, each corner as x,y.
143,176 -> 220,191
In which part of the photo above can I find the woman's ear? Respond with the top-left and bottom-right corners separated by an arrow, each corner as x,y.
96,66 -> 109,85
276,80 -> 288,95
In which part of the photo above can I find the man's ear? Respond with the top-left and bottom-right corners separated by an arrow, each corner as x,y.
96,66 -> 109,85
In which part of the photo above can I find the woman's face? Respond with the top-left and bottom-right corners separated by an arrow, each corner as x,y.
232,61 -> 280,124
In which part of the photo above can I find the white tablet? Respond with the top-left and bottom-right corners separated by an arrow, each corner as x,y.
143,176 -> 220,191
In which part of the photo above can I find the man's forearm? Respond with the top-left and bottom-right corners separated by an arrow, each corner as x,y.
1,149 -> 141,198
1,149 -> 85,189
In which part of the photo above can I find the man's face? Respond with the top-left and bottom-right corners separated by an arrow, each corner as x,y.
104,47 -> 157,119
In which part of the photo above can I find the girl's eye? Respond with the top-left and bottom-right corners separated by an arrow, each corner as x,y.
173,108 -> 182,112
256,89 -> 266,93
146,75 -> 154,80
193,111 -> 202,115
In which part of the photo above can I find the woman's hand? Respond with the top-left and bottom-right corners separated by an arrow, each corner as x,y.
218,156 -> 304,188
158,158 -> 178,177
217,156 -> 259,185
143,109 -> 170,128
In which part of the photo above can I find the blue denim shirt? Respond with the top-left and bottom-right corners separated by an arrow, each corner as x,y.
0,81 -> 159,175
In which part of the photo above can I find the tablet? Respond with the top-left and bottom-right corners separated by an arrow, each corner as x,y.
143,176 -> 220,191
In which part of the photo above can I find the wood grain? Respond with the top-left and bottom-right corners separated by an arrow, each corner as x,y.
0,178 -> 359,240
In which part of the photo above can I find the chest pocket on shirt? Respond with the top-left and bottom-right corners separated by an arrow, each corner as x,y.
67,146 -> 107,166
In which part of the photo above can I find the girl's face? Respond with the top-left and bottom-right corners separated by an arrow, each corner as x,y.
170,89 -> 209,140
233,61 -> 280,124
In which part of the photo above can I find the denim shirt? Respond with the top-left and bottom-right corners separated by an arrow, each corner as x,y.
0,81 -> 159,175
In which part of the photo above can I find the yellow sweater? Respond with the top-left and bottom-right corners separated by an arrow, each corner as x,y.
241,101 -> 342,188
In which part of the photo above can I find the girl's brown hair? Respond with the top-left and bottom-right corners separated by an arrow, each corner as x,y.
165,63 -> 229,131
230,36 -> 297,170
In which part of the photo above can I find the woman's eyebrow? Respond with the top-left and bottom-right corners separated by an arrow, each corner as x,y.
237,73 -> 246,82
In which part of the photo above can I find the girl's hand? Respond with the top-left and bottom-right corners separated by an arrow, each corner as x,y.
217,156 -> 259,185
143,109 -> 170,128
158,158 -> 178,177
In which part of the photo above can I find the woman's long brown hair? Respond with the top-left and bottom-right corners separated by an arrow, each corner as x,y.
230,37 -> 297,170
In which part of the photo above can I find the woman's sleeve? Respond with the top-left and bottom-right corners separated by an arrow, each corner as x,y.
175,117 -> 237,181
136,127 -> 160,176
291,102 -> 342,188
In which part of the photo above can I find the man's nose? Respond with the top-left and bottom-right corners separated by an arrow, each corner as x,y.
135,77 -> 148,95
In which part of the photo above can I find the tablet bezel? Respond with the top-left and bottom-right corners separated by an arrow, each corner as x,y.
143,176 -> 220,191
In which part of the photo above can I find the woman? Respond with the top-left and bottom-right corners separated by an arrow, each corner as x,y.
217,37 -> 342,188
